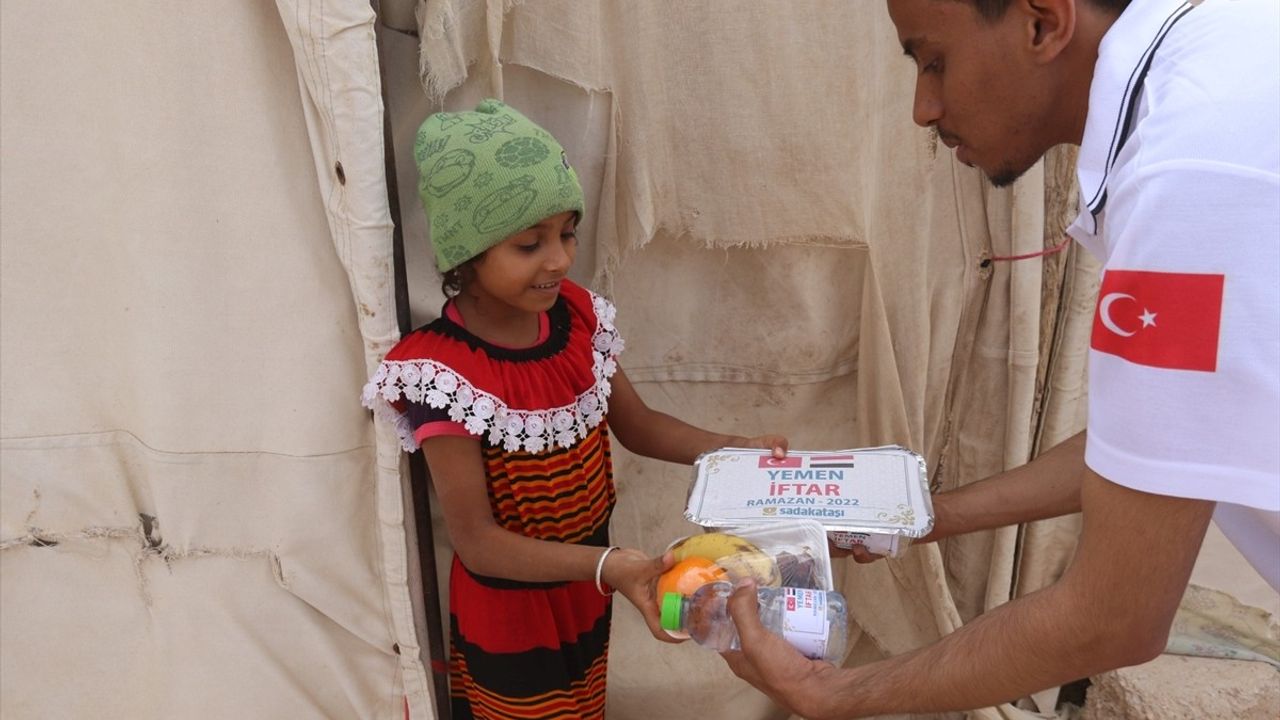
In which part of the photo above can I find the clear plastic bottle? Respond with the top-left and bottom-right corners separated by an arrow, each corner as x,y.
660,581 -> 848,663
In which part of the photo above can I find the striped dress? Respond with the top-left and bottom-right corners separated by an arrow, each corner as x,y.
362,279 -> 625,719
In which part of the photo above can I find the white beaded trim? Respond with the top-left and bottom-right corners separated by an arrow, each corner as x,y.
363,292 -> 625,453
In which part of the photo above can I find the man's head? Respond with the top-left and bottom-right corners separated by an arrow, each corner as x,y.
965,0 -> 1130,21
887,0 -> 1125,186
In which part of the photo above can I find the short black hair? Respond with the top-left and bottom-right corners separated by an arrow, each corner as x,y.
966,0 -> 1132,21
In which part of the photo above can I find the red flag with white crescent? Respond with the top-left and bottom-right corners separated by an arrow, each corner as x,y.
1090,270 -> 1224,372
758,455 -> 802,468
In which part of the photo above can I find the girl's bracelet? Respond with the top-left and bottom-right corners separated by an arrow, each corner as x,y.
594,546 -> 620,595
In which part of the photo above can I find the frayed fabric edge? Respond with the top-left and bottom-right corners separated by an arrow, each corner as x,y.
416,0 -> 534,102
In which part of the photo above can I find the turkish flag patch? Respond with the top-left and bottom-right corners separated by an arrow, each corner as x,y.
1091,270 -> 1224,372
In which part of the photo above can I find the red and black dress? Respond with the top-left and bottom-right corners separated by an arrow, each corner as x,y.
362,279 -> 625,719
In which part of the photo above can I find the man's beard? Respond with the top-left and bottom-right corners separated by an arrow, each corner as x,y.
987,164 -> 1031,188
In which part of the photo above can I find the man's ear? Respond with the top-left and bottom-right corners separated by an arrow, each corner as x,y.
1020,0 -> 1076,63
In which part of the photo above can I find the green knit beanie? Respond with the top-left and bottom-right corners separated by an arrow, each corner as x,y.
414,99 -> 585,272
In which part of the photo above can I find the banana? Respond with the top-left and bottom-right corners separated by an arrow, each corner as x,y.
669,531 -> 758,563
715,549 -> 782,588
669,532 -> 781,588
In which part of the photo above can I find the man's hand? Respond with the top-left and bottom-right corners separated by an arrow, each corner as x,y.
832,543 -> 888,563
831,432 -> 1088,563
830,502 -> 943,562
718,460 -> 1216,719
719,580 -> 848,720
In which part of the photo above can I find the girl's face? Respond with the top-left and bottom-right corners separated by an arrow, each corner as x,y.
468,210 -> 578,316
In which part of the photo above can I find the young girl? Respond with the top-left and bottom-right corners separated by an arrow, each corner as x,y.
363,99 -> 786,719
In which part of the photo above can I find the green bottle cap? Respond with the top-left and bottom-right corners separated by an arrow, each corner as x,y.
660,592 -> 684,631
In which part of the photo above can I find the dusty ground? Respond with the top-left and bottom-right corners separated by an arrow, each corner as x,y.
1076,524 -> 1279,719
1082,654 -> 1279,719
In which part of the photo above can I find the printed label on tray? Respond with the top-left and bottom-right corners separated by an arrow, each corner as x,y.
690,449 -> 926,531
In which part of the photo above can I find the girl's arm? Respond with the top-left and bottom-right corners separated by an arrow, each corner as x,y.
421,433 -> 678,642
605,367 -> 787,464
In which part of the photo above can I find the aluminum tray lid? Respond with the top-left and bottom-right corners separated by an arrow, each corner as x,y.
685,445 -> 934,538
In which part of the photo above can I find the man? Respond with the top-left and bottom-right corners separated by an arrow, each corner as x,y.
720,0 -> 1280,717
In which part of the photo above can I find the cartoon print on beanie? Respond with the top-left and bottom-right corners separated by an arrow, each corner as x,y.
425,149 -> 476,199
464,113 -> 515,143
413,99 -> 585,272
473,176 -> 539,234
495,137 -> 551,169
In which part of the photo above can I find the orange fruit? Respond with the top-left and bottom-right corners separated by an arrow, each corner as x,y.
657,556 -> 729,598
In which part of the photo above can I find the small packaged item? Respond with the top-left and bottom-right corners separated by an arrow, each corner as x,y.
657,521 -> 841,658
661,520 -> 835,592
660,580 -> 849,662
684,446 -> 933,557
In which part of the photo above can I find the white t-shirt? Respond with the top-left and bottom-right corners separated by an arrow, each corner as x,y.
1067,0 -> 1280,589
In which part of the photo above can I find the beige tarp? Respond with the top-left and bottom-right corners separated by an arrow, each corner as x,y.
3,1 -> 1274,720
1,2 -> 429,717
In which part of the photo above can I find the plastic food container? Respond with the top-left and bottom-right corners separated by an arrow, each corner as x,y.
663,519 -> 836,592
684,446 -> 933,557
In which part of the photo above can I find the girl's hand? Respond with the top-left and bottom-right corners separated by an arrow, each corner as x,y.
735,434 -> 789,459
601,548 -> 684,643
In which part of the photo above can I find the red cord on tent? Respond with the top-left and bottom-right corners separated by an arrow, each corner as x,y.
985,236 -> 1072,264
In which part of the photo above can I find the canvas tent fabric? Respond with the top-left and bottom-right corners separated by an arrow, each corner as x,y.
0,1 -> 430,718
